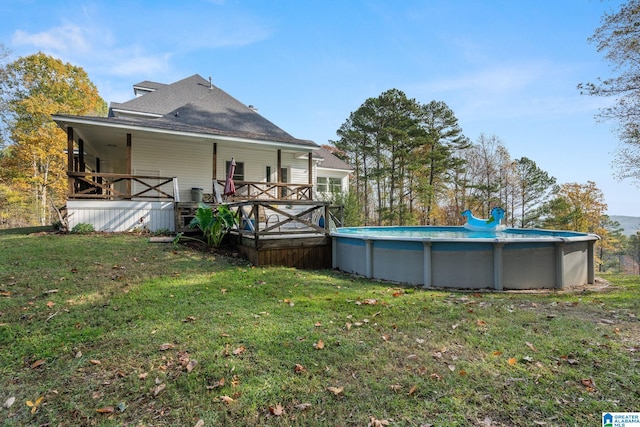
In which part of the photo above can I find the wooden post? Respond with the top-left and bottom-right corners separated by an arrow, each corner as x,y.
78,139 -> 85,173
96,157 -> 102,195
213,142 -> 217,183
126,133 -> 132,198
67,127 -> 74,196
308,152 -> 313,185
277,149 -> 282,198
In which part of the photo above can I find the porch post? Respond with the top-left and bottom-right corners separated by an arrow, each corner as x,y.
67,127 -> 74,196
213,142 -> 217,182
277,149 -> 282,198
126,133 -> 132,198
308,153 -> 313,186
78,139 -> 85,172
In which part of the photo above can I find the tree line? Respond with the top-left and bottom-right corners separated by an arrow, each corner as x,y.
0,50 -> 107,227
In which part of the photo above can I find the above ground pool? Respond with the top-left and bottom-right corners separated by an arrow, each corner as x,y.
330,226 -> 599,290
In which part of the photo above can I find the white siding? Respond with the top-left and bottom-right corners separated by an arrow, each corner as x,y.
316,167 -> 350,198
132,136 -> 213,202
67,200 -> 175,232
216,146 -> 312,184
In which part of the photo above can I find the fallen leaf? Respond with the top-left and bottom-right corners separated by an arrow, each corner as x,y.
233,346 -> 246,355
207,377 -> 225,389
231,375 -> 240,387
508,358 -> 517,366
220,395 -> 235,404
448,364 -> 456,372
153,383 -> 166,396
89,359 -> 101,365
314,321 -> 322,327
186,360 -> 198,373
408,385 -> 418,395
26,396 -> 43,413
459,369 -> 467,376
369,417 -> 391,426
46,301 -> 55,308
430,373 -> 442,381
158,343 -> 175,351
138,372 -> 148,379
345,322 -> 352,331
581,378 -> 597,392
327,386 -> 344,396
381,334 -> 390,341
493,350 -> 503,356
525,341 -> 538,352
3,396 -> 15,409
96,406 -> 114,414
390,384 -> 402,392
194,420 -> 205,427
477,319 -> 487,326
294,364 -> 306,373
294,402 -> 312,410
269,403 -> 285,416
30,359 -> 45,369
182,316 -> 196,323
314,339 -> 325,350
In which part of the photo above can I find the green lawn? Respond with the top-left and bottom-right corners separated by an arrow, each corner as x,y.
0,229 -> 638,426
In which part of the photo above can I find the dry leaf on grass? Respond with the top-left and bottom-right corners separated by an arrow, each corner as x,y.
233,346 -> 246,355
294,402 -> 312,411
89,359 -> 101,365
508,357 -> 518,366
314,339 -> 325,350
294,364 -> 306,373
220,395 -> 235,404
369,417 -> 391,426
269,403 -> 285,416
3,397 -> 15,409
96,406 -> 114,414
26,396 -> 43,413
194,419 -> 205,427
158,343 -> 175,351
30,359 -> 45,369
186,359 -> 198,373
327,386 -> 344,396
153,383 -> 166,396
581,378 -> 597,392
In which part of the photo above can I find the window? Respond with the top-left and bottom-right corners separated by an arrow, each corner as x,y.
265,166 -> 271,182
226,161 -> 244,181
317,177 -> 342,193
316,177 -> 328,193
329,177 -> 342,193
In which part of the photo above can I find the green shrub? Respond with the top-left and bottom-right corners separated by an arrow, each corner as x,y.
71,223 -> 95,234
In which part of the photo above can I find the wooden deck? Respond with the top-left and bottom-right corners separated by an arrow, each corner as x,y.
230,233 -> 332,269
177,200 -> 343,269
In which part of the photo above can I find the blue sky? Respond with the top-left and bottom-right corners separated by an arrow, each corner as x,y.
2,0 -> 638,216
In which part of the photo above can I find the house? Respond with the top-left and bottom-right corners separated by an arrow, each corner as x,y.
53,74 -> 351,233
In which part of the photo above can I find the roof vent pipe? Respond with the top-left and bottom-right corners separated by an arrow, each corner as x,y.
209,76 -> 213,89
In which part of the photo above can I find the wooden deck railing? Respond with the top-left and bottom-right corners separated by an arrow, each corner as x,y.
228,200 -> 343,237
217,180 -> 313,201
67,172 -> 178,200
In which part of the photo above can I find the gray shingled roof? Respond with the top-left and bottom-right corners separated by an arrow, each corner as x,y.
97,74 -> 316,147
316,147 -> 353,171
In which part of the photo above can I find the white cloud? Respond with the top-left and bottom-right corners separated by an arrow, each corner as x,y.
12,24 -> 91,54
